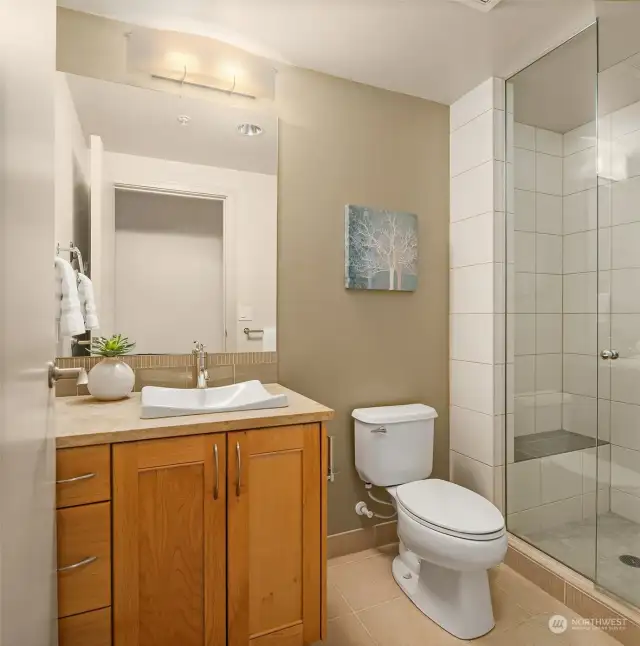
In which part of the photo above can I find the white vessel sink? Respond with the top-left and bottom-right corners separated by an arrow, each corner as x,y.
140,380 -> 288,419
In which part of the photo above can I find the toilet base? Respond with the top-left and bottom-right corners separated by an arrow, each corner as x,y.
392,554 -> 495,640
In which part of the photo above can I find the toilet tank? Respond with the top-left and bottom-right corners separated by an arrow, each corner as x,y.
353,404 -> 438,487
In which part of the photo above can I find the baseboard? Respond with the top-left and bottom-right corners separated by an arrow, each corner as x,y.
507,534 -> 640,646
327,521 -> 397,560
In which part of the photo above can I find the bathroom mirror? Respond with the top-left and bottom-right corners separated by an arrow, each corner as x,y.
54,70 -> 277,357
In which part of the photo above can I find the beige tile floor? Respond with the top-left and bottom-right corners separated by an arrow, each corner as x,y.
321,545 -> 620,646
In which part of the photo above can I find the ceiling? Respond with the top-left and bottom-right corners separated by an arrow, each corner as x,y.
65,73 -> 278,174
58,0 -> 597,105
511,25 -> 597,133
509,6 -> 640,134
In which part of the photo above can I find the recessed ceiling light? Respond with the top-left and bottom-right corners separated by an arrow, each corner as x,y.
177,115 -> 191,126
237,123 -> 263,137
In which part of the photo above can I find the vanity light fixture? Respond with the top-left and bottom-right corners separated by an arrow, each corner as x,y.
237,123 -> 263,136
177,115 -> 191,126
451,0 -> 504,11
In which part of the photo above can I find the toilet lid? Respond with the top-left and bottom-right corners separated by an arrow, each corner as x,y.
396,479 -> 505,538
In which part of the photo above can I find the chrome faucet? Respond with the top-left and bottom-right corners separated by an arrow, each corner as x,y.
193,341 -> 209,389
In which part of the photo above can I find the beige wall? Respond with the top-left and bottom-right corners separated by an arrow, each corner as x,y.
275,69 -> 450,533
56,7 -> 450,535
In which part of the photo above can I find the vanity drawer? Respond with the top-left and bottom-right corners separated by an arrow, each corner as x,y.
56,445 -> 111,508
58,607 -> 111,646
57,502 -> 111,618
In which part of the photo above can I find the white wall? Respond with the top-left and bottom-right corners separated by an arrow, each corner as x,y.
87,135 -> 116,342
54,72 -> 88,254
115,191 -> 224,354
449,78 -> 506,512
105,151 -> 277,352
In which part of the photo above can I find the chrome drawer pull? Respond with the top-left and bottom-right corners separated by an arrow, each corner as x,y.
57,556 -> 97,572
56,472 -> 96,484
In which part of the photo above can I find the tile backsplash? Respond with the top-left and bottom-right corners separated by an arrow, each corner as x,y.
55,352 -> 278,397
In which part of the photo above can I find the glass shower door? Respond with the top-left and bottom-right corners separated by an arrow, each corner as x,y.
596,3 -> 640,608
505,25 -> 600,580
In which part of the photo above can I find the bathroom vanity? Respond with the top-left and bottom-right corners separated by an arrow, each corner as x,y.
54,385 -> 333,646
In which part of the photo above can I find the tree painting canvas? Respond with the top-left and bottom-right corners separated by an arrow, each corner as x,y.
345,205 -> 418,291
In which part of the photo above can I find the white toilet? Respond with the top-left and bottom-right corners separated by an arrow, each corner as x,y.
353,404 -> 507,640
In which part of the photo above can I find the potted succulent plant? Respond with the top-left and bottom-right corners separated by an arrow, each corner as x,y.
87,334 -> 136,401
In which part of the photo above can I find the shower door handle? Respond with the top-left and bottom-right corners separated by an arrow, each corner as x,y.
600,349 -> 619,360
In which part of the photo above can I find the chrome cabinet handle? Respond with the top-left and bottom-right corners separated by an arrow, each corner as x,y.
600,349 -> 619,360
57,556 -> 97,572
327,435 -> 336,483
56,472 -> 96,484
213,444 -> 219,500
236,441 -> 241,497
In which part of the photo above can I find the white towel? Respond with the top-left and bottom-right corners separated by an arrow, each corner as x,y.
77,273 -> 99,331
54,257 -> 85,337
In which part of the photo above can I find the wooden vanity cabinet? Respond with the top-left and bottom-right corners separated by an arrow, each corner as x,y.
56,446 -> 113,646
227,424 -> 322,646
110,422 -> 327,646
112,435 -> 227,646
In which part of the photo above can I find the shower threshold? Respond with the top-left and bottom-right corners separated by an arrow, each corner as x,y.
514,429 -> 609,462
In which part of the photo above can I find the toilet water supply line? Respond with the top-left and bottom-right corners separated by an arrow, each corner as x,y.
355,484 -> 397,520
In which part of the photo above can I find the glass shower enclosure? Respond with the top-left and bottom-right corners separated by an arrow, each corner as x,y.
505,7 -> 640,609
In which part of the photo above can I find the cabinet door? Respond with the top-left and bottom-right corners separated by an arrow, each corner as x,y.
113,435 -> 226,646
228,424 -> 322,646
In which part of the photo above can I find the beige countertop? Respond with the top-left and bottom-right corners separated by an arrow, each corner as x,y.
55,384 -> 334,448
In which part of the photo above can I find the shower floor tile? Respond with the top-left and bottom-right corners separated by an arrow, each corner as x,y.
518,512 -> 640,607
514,429 -> 609,462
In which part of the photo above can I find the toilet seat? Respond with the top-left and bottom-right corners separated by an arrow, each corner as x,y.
395,479 -> 505,542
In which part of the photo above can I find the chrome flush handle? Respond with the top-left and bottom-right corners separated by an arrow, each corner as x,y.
370,426 -> 387,434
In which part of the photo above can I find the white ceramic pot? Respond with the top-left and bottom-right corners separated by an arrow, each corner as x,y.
88,357 -> 135,401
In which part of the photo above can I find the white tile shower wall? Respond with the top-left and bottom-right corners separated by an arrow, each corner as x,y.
507,448 -> 610,533
561,119 -> 614,520
506,120 -> 614,532
513,123 -> 564,447
561,122 -> 599,456
560,96 -> 640,524
449,78 -> 505,509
